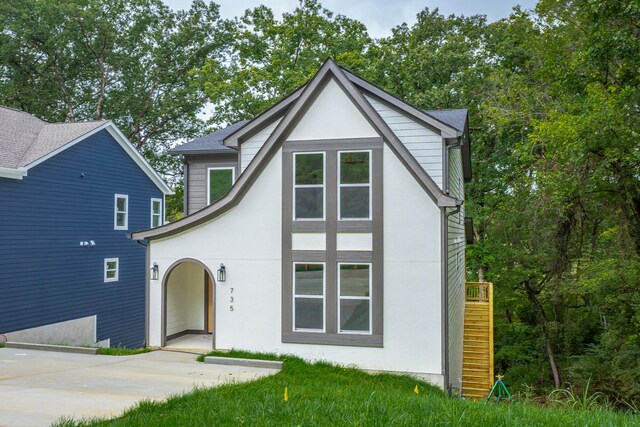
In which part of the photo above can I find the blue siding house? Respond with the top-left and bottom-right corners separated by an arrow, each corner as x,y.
0,106 -> 172,348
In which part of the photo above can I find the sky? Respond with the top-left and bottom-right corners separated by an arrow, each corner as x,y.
163,0 -> 538,38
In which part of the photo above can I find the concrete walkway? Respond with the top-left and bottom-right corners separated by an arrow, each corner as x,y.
0,347 -> 279,426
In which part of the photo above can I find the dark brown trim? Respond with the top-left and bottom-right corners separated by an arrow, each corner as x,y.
282,138 -> 383,347
343,70 -> 460,138
166,329 -> 208,342
336,251 -> 372,263
337,221 -> 372,233
292,221 -> 326,232
282,332 -> 383,347
224,87 -> 304,148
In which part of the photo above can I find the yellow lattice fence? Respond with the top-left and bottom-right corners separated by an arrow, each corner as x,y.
462,282 -> 494,399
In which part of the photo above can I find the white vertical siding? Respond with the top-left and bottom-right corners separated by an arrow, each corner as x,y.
447,147 -> 465,392
240,118 -> 282,173
365,95 -> 443,189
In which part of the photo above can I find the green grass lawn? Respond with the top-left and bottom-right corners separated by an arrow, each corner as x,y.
96,347 -> 152,356
56,350 -> 638,426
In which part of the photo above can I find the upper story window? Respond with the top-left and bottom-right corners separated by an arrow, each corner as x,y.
294,152 -> 325,220
208,167 -> 235,205
114,194 -> 128,230
339,151 -> 371,220
151,198 -> 162,228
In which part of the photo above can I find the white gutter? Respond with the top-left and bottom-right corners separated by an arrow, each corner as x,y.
0,166 -> 28,180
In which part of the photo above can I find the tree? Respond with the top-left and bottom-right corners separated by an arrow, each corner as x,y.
193,0 -> 373,125
0,0 -> 231,181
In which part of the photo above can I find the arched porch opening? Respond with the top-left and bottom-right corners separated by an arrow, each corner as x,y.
162,258 -> 215,350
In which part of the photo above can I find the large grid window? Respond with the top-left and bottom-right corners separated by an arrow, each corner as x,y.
339,151 -> 371,219
338,263 -> 371,333
208,167 -> 235,204
114,194 -> 128,230
293,263 -> 325,331
151,198 -> 162,227
294,152 -> 325,220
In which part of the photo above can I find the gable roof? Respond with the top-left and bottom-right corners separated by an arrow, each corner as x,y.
168,120 -> 249,155
0,106 -> 107,169
0,106 -> 172,194
132,58 -> 467,241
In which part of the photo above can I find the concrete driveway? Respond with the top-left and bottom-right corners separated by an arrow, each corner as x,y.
0,347 -> 278,426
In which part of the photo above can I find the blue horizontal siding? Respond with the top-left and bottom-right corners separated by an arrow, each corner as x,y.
0,129 -> 162,348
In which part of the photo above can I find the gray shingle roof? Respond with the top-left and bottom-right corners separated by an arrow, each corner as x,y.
168,120 -> 249,155
425,109 -> 468,133
0,106 -> 108,169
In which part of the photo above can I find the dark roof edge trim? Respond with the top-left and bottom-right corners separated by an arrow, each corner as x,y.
344,70 -> 461,138
223,86 -> 306,148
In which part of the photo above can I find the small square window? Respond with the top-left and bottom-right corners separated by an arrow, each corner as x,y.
208,167 -> 235,205
114,194 -> 128,230
104,258 -> 119,283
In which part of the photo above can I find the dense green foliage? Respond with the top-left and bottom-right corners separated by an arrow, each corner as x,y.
55,352 -> 638,426
0,0 -> 230,182
2,0 -> 638,408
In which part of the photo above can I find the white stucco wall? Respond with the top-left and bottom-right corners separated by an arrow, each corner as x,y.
148,79 -> 445,385
287,78 -> 378,141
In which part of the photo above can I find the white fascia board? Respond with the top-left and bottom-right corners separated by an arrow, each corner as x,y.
0,166 -> 28,180
104,124 -> 173,195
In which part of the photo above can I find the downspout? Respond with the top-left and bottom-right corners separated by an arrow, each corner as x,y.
443,136 -> 463,195
182,155 -> 189,216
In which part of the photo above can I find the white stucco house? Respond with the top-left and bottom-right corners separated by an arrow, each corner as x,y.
131,59 -> 472,392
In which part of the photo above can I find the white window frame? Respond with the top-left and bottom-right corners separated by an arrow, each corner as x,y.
150,198 -> 162,228
338,150 -> 372,221
293,152 -> 326,221
114,194 -> 128,230
104,258 -> 119,283
292,262 -> 326,333
337,262 -> 372,334
207,167 -> 236,205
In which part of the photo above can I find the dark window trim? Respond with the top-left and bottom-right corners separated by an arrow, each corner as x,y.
282,138 -> 383,347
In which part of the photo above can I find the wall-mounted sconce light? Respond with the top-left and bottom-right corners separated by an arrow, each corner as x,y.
217,263 -> 226,282
151,262 -> 159,280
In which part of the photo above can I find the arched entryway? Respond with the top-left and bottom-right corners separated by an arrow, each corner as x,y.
162,258 -> 215,349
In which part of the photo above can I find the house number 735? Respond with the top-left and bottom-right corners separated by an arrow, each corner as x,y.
230,288 -> 234,311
